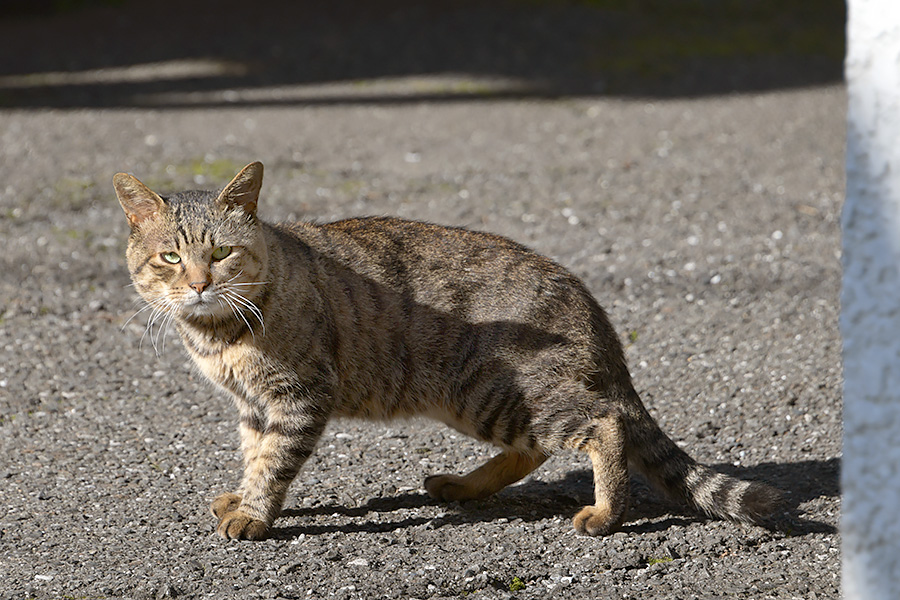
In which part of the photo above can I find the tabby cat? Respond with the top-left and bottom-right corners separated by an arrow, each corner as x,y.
114,161 -> 781,540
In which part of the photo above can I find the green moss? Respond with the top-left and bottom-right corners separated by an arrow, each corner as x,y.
509,576 -> 526,592
52,177 -> 98,210
186,157 -> 245,182
575,0 -> 845,92
147,157 -> 246,192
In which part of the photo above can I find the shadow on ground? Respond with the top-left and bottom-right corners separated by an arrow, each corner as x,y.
0,0 -> 845,109
271,456 -> 838,539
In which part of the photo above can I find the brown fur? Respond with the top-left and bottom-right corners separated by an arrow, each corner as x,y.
115,162 -> 781,540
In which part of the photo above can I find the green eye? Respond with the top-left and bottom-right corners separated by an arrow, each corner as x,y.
211,245 -> 232,260
161,252 -> 181,264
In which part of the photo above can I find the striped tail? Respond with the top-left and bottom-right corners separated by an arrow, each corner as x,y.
624,404 -> 782,524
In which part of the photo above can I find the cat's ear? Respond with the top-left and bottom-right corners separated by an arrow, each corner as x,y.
217,162 -> 263,215
113,173 -> 165,228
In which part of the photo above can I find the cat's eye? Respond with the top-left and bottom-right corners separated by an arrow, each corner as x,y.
211,245 -> 232,260
161,252 -> 181,264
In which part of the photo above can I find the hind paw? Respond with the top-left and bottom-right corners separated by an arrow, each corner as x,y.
573,504 -> 624,536
425,474 -> 488,502
425,474 -> 468,501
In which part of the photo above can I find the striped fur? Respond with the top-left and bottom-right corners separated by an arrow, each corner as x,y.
115,162 -> 781,540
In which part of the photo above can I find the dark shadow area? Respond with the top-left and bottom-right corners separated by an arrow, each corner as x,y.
0,0 -> 845,109
270,456 -> 838,539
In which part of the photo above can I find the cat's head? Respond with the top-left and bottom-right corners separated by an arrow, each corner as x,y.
114,161 -> 268,327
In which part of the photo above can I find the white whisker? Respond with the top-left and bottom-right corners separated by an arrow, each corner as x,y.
222,293 -> 256,339
224,289 -> 266,336
150,300 -> 173,356
223,270 -> 268,288
121,301 -> 157,331
140,302 -> 166,353
157,306 -> 177,355
224,270 -> 245,285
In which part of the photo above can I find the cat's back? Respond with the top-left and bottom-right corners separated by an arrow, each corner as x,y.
281,215 -> 582,302
273,215 -> 611,350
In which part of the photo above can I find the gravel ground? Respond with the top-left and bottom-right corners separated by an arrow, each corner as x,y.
0,2 -> 842,599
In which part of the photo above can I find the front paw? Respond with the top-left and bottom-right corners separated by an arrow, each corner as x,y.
216,509 -> 269,540
210,492 -> 242,519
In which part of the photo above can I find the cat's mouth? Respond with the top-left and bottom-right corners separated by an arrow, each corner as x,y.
181,290 -> 227,316
175,286 -> 266,335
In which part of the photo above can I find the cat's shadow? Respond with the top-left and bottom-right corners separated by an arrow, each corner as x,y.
270,457 -> 838,540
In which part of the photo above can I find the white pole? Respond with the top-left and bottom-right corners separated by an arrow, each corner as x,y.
842,1 -> 900,598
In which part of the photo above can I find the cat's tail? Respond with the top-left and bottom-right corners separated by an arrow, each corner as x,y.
623,401 -> 782,525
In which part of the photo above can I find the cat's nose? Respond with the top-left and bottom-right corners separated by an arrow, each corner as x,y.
189,280 -> 210,294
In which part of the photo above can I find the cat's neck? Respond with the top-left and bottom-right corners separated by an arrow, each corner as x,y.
176,311 -> 259,357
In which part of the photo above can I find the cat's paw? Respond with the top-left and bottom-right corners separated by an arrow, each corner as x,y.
425,474 -> 484,502
572,504 -> 623,536
210,492 -> 242,519
216,510 -> 269,540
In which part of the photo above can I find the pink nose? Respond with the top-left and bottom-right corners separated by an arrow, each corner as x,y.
190,280 -> 210,294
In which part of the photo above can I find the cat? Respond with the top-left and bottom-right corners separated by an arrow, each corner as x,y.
114,161 -> 781,540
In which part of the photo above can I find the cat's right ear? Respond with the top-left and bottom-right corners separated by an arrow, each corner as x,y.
113,173 -> 165,228
217,161 -> 263,215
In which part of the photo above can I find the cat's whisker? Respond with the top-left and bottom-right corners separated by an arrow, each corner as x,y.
222,270 -> 268,289
159,307 -> 178,355
223,270 -> 245,285
223,290 -> 265,336
140,295 -> 178,356
225,290 -> 265,335
149,304 -> 169,356
221,293 -> 256,339
121,301 -> 157,331
214,296 -> 230,320
140,303 -> 166,353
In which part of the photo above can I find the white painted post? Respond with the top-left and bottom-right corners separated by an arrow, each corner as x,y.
842,1 -> 900,598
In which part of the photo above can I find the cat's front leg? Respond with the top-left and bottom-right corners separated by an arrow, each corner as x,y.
209,417 -> 261,522
213,406 -> 327,540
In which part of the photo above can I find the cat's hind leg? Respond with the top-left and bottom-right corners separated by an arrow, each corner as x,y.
425,451 -> 547,502
570,416 -> 630,536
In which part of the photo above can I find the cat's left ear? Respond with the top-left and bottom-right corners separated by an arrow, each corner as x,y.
217,161 -> 263,215
113,173 -> 165,228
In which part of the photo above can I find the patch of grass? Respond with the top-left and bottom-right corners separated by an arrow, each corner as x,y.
157,157 -> 246,190
575,0 -> 845,93
52,177 -> 98,210
55,226 -> 94,242
628,330 -> 639,343
508,576 -> 527,592
331,178 -> 368,199
186,157 -> 245,182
